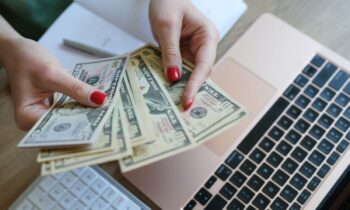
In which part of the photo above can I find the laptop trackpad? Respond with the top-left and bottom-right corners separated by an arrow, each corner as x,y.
205,58 -> 277,156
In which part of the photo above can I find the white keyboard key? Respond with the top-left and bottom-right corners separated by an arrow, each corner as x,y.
112,195 -> 141,210
80,189 -> 97,206
71,167 -> 87,176
102,187 -> 119,202
91,198 -> 108,210
52,172 -> 65,180
59,192 -> 76,209
28,188 -> 54,209
71,180 -> 87,197
91,178 -> 107,194
38,176 -> 55,192
51,203 -> 64,210
105,206 -> 115,210
71,201 -> 86,210
60,172 -> 77,188
16,199 -> 34,210
49,184 -> 66,200
81,169 -> 97,185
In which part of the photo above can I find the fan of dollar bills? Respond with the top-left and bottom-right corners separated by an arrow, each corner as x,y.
17,45 -> 247,175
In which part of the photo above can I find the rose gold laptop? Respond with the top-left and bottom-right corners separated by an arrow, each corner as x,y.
124,14 -> 350,210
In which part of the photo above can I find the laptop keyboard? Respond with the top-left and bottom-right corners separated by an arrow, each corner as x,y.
184,55 -> 350,210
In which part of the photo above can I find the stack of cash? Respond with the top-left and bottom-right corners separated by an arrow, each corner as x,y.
17,45 -> 247,175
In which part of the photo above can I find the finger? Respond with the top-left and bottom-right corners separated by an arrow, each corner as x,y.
49,70 -> 107,107
157,19 -> 183,82
183,37 -> 218,110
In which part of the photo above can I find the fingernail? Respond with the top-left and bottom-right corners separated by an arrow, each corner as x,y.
184,98 -> 194,110
90,91 -> 107,105
166,65 -> 180,81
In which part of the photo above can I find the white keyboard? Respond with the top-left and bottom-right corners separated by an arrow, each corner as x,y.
10,166 -> 151,210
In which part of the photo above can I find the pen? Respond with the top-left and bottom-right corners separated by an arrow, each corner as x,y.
63,38 -> 118,58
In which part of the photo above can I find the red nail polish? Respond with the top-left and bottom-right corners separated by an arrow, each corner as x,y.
90,91 -> 107,105
184,99 -> 194,110
167,66 -> 180,81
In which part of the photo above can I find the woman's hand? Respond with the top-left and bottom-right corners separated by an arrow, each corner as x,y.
0,37 -> 107,130
149,0 -> 219,110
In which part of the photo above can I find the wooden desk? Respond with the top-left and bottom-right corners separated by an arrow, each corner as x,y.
1,0 -> 350,209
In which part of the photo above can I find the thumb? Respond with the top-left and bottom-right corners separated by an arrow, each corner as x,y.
51,71 -> 108,107
157,21 -> 182,82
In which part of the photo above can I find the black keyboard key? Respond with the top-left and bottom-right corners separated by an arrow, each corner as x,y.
335,93 -> 350,107
286,129 -> 302,144
294,118 -> 310,133
299,161 -> 316,178
204,195 -> 227,210
300,135 -> 317,151
237,187 -> 254,204
239,159 -> 256,176
246,206 -> 255,210
327,152 -> 340,165
184,200 -> 196,210
320,87 -> 336,101
249,148 -> 266,164
229,171 -> 247,188
308,176 -> 321,191
268,126 -> 284,141
290,173 -> 307,190
318,139 -> 334,155
290,203 -> 302,210
237,97 -> 289,154
227,199 -> 244,210
312,98 -> 327,112
271,197 -> 288,210
204,176 -> 217,189
326,103 -> 342,118
225,150 -> 244,169
309,124 -> 325,140
304,84 -> 319,98
262,181 -> 280,199
303,64 -> 318,77
344,82 -> 350,95
259,137 -> 275,152
282,158 -> 298,174
287,105 -> 302,119
296,95 -> 311,109
310,55 -> 326,68
318,114 -> 334,129
284,84 -> 300,101
345,107 -> 350,119
313,62 -> 337,87
194,188 -> 212,205
308,150 -> 325,166
291,147 -> 307,162
337,139 -> 349,153
294,74 -> 309,88
336,117 -> 350,132
272,169 -> 289,186
252,194 -> 270,210
329,70 -> 349,90
257,163 -> 273,179
327,128 -> 342,143
317,164 -> 331,178
281,185 -> 298,202
219,183 -> 237,200
215,164 -> 232,181
297,189 -> 311,205
277,116 -> 293,130
267,152 -> 283,167
303,108 -> 319,122
247,175 -> 264,191
276,141 -> 292,156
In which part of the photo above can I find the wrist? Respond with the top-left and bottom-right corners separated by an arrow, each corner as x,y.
0,35 -> 24,72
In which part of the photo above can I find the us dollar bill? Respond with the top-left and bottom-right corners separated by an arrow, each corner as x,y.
18,56 -> 128,148
119,55 -> 194,172
138,45 -> 247,144
41,107 -> 132,175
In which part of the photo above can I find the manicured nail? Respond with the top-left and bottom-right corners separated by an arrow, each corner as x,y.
90,91 -> 107,105
167,65 -> 180,81
184,98 -> 194,110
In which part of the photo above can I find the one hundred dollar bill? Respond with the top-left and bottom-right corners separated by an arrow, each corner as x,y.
41,106 -> 132,175
18,56 -> 128,148
119,55 -> 194,172
138,45 -> 247,144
